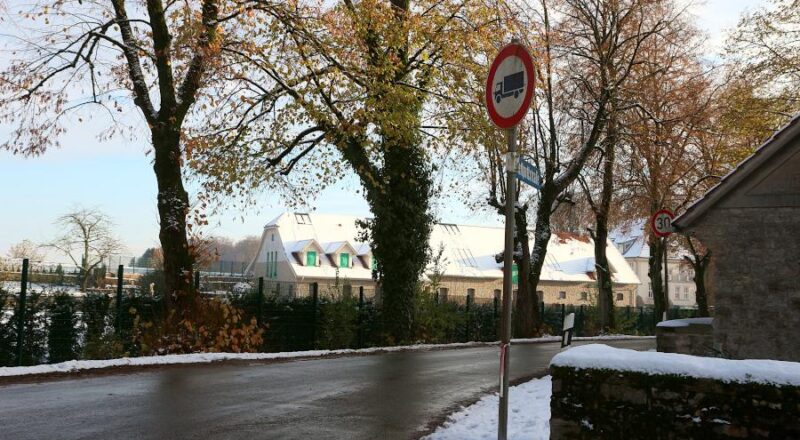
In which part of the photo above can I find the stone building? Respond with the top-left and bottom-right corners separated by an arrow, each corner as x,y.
673,114 -> 800,362
246,212 -> 640,306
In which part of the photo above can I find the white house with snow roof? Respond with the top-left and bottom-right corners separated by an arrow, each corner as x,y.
610,222 -> 698,308
247,212 -> 640,305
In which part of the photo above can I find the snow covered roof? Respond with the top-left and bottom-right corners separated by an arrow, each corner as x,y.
674,112 -> 800,229
551,344 -> 800,386
263,213 -> 373,280
260,212 -> 639,285
285,239 -> 318,253
609,221 -> 650,258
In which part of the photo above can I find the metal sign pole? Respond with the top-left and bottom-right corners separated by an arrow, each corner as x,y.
498,126 -> 517,440
663,236 -> 669,321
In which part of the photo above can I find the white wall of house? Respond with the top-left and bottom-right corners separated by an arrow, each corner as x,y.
628,257 -> 696,307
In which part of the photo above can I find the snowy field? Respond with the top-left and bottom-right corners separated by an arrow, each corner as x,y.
424,376 -> 551,440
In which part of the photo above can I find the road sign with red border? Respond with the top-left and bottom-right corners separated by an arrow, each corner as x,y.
650,209 -> 675,237
485,43 -> 535,129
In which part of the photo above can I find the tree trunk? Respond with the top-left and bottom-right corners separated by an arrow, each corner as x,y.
593,110 -> 617,333
593,219 -> 615,332
80,253 -> 89,291
692,259 -> 710,317
152,126 -> 195,316
363,143 -> 433,344
527,187 -> 556,332
684,237 -> 711,317
513,208 -> 540,338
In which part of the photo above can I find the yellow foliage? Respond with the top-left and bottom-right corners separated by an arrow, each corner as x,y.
132,298 -> 264,355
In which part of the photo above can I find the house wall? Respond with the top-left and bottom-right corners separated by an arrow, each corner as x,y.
628,257 -> 698,308
251,227 -> 298,283
258,272 -> 638,308
434,277 -> 638,307
690,206 -> 800,361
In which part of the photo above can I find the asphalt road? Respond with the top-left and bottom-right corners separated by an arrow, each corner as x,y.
0,339 -> 653,440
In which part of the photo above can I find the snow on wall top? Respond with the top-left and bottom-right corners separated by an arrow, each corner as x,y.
256,212 -> 639,284
656,317 -> 713,328
551,344 -> 800,386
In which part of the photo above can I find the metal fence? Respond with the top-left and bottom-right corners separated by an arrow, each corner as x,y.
0,258 -> 686,367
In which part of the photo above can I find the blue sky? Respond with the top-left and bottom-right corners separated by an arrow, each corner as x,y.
0,0 -> 764,261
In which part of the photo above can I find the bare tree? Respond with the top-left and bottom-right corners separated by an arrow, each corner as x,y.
46,208 -> 123,290
0,0 -> 274,318
7,240 -> 46,262
515,0 -> 669,336
618,13 -> 720,320
574,0 -> 694,331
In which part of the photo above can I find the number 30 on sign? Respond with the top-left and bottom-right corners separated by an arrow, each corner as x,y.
650,209 -> 675,238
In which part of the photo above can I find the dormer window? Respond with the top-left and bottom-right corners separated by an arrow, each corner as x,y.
340,252 -> 350,268
306,250 -> 318,266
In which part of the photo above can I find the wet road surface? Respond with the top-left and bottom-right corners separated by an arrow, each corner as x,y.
0,339 -> 653,440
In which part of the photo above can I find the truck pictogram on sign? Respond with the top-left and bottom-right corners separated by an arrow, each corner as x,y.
494,72 -> 525,103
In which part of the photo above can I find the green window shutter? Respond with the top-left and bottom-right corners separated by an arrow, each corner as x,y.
306,251 -> 317,267
371,257 -> 377,271
340,253 -> 350,268
512,264 -> 519,285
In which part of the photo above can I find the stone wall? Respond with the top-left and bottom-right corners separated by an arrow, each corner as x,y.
550,365 -> 800,440
656,318 -> 714,356
691,206 -> 800,361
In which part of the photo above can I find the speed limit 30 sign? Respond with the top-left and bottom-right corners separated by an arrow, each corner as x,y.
650,209 -> 675,237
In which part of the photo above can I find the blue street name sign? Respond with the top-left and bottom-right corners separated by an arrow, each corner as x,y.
516,158 -> 541,189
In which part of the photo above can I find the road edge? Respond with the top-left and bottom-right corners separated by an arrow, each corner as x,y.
0,336 -> 654,385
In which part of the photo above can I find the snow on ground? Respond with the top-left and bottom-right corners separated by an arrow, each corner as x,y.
551,344 -> 800,386
424,376 -> 551,440
0,342 -> 483,377
0,281 -> 83,296
0,336 -> 653,378
512,334 -> 654,344
656,317 -> 713,328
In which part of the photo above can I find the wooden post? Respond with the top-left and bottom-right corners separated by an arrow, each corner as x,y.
15,258 -> 29,366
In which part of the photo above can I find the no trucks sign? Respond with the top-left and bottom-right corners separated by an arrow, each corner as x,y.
485,43 -> 535,129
